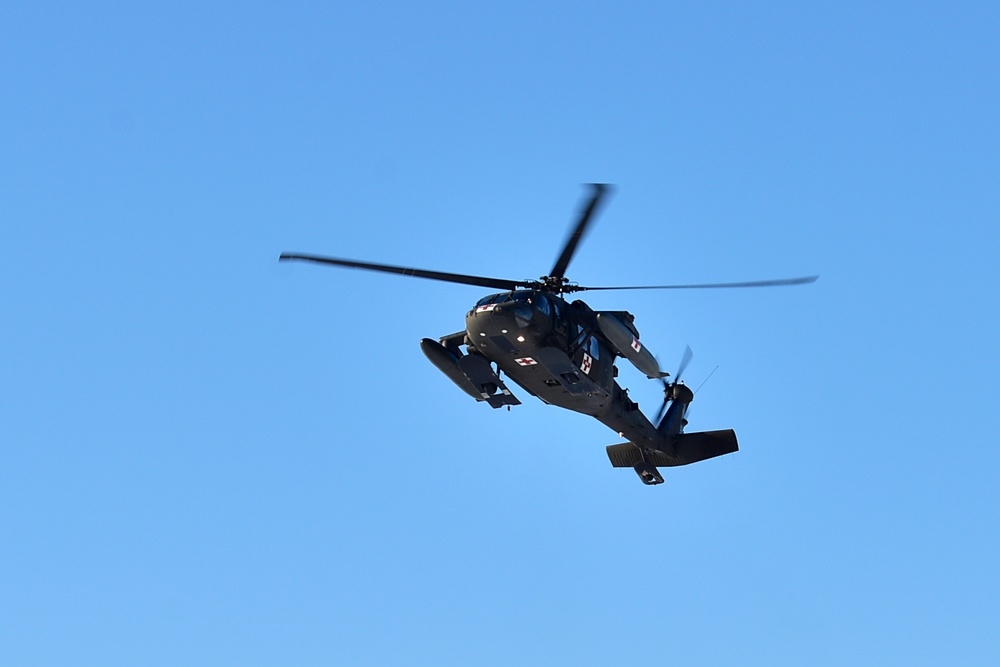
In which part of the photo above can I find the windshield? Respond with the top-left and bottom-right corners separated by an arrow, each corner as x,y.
474,292 -> 550,320
475,293 -> 514,307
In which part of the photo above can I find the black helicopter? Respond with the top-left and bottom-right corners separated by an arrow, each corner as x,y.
280,185 -> 816,485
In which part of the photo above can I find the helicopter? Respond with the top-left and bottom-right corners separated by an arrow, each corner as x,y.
280,184 -> 817,485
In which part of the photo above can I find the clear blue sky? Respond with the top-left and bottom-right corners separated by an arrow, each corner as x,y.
3,2 -> 999,665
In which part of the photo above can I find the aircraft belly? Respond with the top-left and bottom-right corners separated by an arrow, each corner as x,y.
497,346 -> 611,415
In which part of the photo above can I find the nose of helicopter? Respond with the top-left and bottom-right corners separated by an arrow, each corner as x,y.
495,301 -> 533,325
465,300 -> 537,354
467,301 -> 530,331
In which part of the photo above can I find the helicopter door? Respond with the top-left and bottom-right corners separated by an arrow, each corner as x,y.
576,335 -> 612,391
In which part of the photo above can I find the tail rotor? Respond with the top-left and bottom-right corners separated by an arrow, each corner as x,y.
654,345 -> 693,426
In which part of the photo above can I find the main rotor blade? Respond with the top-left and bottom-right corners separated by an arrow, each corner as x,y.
549,183 -> 611,281
279,253 -> 525,291
574,275 -> 819,291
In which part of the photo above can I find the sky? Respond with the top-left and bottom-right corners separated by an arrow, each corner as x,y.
2,1 -> 999,665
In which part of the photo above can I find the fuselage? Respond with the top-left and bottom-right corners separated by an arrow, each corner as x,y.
463,291 -> 662,449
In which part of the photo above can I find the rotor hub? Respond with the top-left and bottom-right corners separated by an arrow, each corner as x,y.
537,276 -> 580,294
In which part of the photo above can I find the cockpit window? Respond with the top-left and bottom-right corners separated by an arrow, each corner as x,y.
534,294 -> 551,316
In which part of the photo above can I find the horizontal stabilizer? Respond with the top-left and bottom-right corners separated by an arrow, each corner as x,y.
606,429 -> 738,469
606,442 -> 644,468
671,429 -> 738,465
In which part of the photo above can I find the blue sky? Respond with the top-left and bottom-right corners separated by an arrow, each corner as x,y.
3,1 -> 999,665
